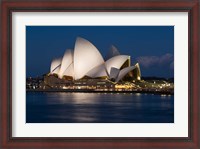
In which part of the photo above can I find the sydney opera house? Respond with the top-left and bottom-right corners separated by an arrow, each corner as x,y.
41,37 -> 141,90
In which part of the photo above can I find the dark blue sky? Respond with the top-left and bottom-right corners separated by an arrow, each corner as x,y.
26,26 -> 174,78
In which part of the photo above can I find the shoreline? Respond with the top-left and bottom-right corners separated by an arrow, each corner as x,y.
26,89 -> 174,95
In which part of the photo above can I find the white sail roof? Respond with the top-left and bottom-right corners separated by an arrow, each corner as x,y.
49,37 -> 141,81
105,55 -> 129,76
50,58 -> 62,74
85,64 -> 108,78
135,63 -> 141,80
52,66 -> 61,74
106,45 -> 120,60
63,63 -> 74,78
74,37 -> 104,80
109,67 -> 120,80
116,65 -> 136,82
58,49 -> 73,78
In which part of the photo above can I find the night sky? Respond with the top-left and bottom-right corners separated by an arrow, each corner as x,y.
26,26 -> 174,78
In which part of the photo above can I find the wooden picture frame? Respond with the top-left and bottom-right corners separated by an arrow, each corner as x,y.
0,0 -> 199,148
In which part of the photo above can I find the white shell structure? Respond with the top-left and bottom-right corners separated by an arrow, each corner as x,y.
106,45 -> 120,60
58,49 -> 73,78
49,37 -> 141,82
105,55 -> 129,76
50,58 -> 62,74
63,63 -> 74,78
85,64 -> 108,78
74,37 -> 104,80
116,65 -> 136,82
109,67 -> 120,80
52,66 -> 61,74
135,63 -> 141,80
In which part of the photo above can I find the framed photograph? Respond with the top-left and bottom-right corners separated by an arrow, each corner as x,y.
0,0 -> 199,148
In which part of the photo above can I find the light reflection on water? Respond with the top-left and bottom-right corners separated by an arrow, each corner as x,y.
26,92 -> 174,123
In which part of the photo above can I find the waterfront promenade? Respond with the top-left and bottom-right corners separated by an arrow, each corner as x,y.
27,88 -> 173,95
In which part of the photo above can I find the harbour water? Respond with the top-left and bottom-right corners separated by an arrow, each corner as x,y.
26,92 -> 174,123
